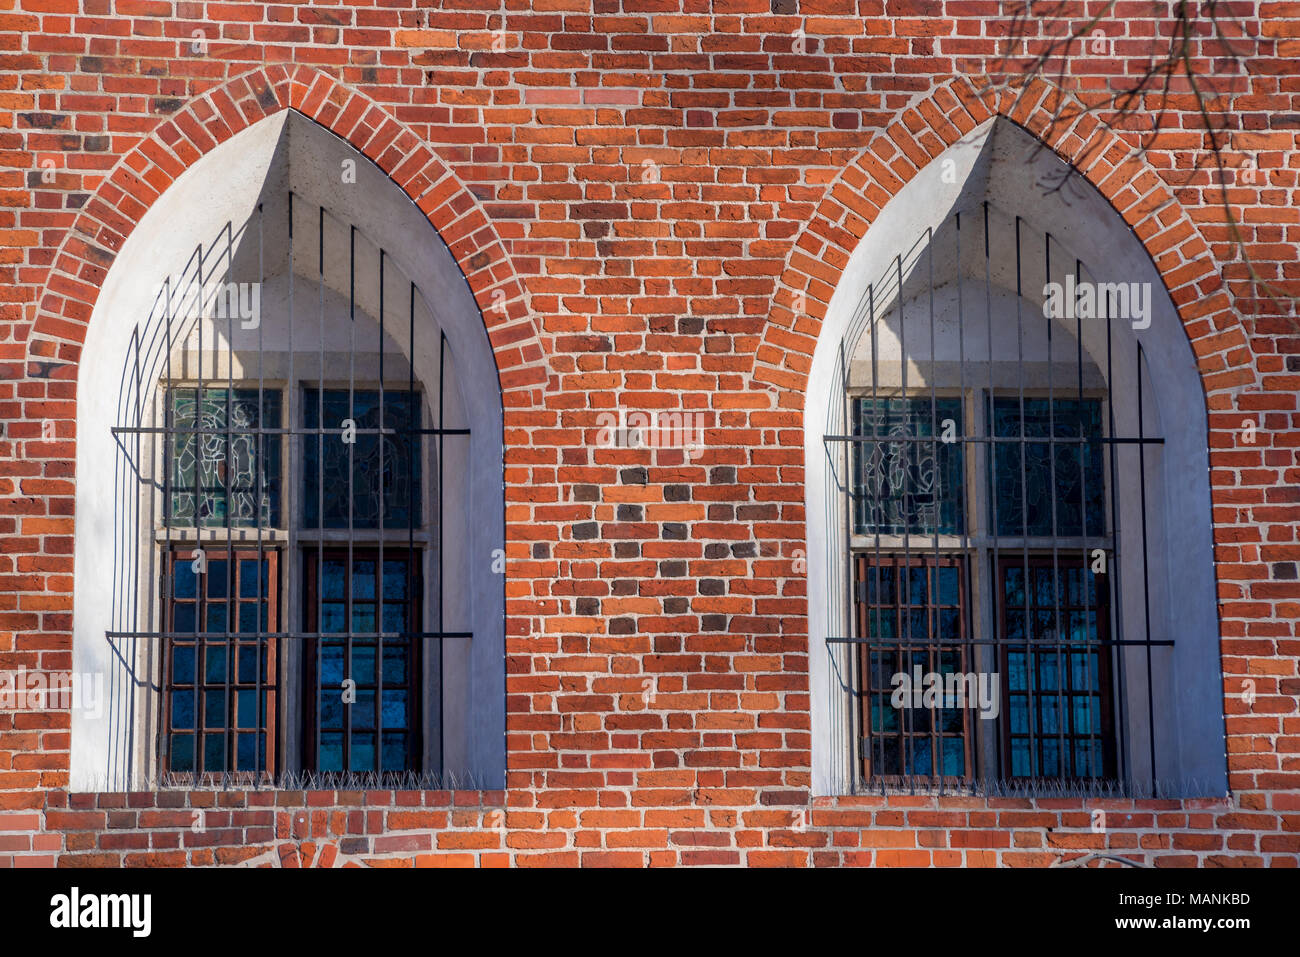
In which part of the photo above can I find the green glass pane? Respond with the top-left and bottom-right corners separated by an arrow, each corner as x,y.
167,388 -> 282,529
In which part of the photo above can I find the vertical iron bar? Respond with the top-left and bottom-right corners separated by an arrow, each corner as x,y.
194,242 -> 205,777
839,339 -> 857,792
287,191 -> 296,782
897,253 -> 914,787
378,248 -> 386,774
346,224 -> 356,773
926,227 -> 943,789
956,211 -> 977,785
410,283 -> 420,775
315,204 -> 325,773
1040,227 -> 1067,778
1103,261 -> 1130,791
983,202 -> 1009,778
255,202 -> 266,782
1075,255 -> 1099,781
1137,341 -> 1156,792
223,222 -> 235,782
868,281 -> 884,788
161,277 -> 173,779
1014,216 -> 1037,780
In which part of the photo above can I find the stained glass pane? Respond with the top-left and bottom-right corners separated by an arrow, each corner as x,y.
302,389 -> 421,529
167,388 -> 282,528
989,397 -> 1105,537
852,397 -> 964,535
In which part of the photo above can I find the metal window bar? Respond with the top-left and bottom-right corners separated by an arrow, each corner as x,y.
109,191 -> 473,790
823,202 -> 1171,798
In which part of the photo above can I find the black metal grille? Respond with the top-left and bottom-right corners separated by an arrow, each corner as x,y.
823,201 -> 1170,797
110,192 -> 472,788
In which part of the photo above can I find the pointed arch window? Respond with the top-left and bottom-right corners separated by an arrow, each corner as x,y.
75,111 -> 506,790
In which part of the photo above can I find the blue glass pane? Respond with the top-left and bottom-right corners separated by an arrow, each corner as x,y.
170,733 -> 195,771
174,563 -> 197,599
320,733 -> 343,772
937,566 -> 959,606
382,690 -> 409,731
852,397 -> 964,535
237,689 -> 256,728
352,561 -> 376,599
352,643 -> 377,685
238,645 -> 261,683
323,560 -> 346,600
382,645 -> 408,683
350,736 -> 376,772
204,644 -> 227,683
174,603 -> 196,633
167,388 -> 282,529
321,644 -> 345,685
238,559 -> 266,598
205,602 -> 227,634
172,646 -> 195,685
238,603 -> 259,634
942,736 -> 965,776
203,732 -> 226,771
911,736 -> 933,777
321,603 -> 346,634
302,390 -> 422,529
352,691 -> 375,731
352,604 -> 377,633
206,561 -> 228,598
204,690 -> 226,729
171,690 -> 194,730
382,605 -> 407,635
381,732 -> 407,770
989,397 -> 1105,537
236,733 -> 259,770
1011,738 -> 1030,776
1009,694 -> 1028,734
320,690 -> 343,731
383,562 -> 408,600
1041,737 -> 1060,777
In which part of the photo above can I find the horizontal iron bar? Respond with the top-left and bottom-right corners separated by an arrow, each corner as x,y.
825,636 -> 1174,647
107,630 -> 473,641
823,434 -> 1163,445
111,426 -> 470,436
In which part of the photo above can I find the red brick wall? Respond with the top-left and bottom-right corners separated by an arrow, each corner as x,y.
1,1 -> 1297,867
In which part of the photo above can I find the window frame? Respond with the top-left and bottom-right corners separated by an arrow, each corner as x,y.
300,546 -> 425,777
159,546 -> 280,783
847,385 -> 1120,789
152,376 -> 434,783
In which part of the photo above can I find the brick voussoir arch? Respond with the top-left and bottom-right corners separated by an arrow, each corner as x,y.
755,74 -> 1255,402
26,63 -> 548,400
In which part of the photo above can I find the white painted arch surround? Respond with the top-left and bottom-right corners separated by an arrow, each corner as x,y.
71,110 -> 507,790
805,118 -> 1227,796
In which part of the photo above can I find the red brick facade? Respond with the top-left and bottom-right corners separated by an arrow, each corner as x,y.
1,2 -> 1297,867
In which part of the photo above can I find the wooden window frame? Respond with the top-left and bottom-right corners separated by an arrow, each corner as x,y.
160,547 -> 280,782
994,553 -> 1117,783
855,553 -> 975,786
301,547 -> 424,777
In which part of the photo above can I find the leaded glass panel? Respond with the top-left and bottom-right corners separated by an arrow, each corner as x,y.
302,389 -> 422,529
852,397 -> 964,535
167,388 -> 282,528
989,397 -> 1105,538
